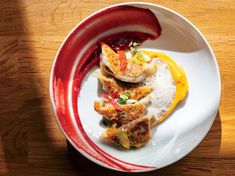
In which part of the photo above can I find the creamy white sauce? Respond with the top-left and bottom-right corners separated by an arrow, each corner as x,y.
144,58 -> 176,119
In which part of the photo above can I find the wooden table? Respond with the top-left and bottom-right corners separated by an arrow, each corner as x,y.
0,0 -> 234,175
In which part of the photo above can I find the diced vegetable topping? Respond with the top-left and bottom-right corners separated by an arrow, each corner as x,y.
110,92 -> 119,99
129,41 -> 140,55
101,92 -> 122,110
137,51 -> 144,61
117,98 -> 126,105
109,97 -> 122,110
130,46 -> 138,54
130,57 -> 138,62
129,42 -> 152,63
101,92 -> 109,100
117,50 -> 127,72
117,131 -> 130,149
120,92 -> 129,100
117,92 -> 129,105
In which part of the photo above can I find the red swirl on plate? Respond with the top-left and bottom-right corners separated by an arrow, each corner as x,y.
51,5 -> 161,172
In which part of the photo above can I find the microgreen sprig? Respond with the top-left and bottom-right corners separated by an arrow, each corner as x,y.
117,92 -> 129,105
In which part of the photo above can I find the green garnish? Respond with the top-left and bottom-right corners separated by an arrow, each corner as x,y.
130,41 -> 141,55
117,131 -> 130,149
131,57 -> 138,62
130,46 -> 137,54
130,42 -> 151,63
117,92 -> 129,105
137,51 -> 144,60
120,93 -> 128,100
117,98 -> 126,105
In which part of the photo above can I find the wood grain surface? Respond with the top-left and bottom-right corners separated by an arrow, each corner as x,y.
0,0 -> 234,175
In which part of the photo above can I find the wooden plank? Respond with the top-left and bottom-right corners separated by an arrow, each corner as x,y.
0,0 -> 234,175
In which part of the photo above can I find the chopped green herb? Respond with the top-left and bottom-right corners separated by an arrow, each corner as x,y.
120,94 -> 128,100
117,98 -> 126,105
118,131 -> 130,149
130,46 -> 137,54
117,93 -> 129,105
122,92 -> 129,97
131,57 -> 138,62
137,51 -> 144,60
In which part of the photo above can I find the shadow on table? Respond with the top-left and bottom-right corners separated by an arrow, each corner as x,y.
0,0 -> 68,175
67,112 -> 222,175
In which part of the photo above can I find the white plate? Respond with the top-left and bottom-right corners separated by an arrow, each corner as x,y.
51,2 -> 221,172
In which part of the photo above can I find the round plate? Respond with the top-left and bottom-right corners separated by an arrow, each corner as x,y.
50,2 -> 221,172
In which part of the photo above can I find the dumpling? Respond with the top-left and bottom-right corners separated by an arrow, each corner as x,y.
94,100 -> 145,126
101,116 -> 151,149
101,43 -> 157,83
98,72 -> 153,100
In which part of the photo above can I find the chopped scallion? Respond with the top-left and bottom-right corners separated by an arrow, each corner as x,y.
117,98 -> 126,105
130,46 -> 137,54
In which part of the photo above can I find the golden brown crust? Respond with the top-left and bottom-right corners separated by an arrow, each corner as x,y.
124,60 -> 145,78
102,116 -> 151,148
101,43 -> 120,70
98,72 -> 153,100
122,116 -> 151,148
101,43 -> 145,78
94,101 -> 145,126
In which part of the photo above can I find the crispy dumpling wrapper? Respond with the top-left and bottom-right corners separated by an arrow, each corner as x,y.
94,100 -> 145,126
98,72 -> 153,100
101,43 -> 157,83
101,116 -> 151,149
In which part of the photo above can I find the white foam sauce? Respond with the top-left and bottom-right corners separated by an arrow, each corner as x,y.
144,58 -> 176,119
